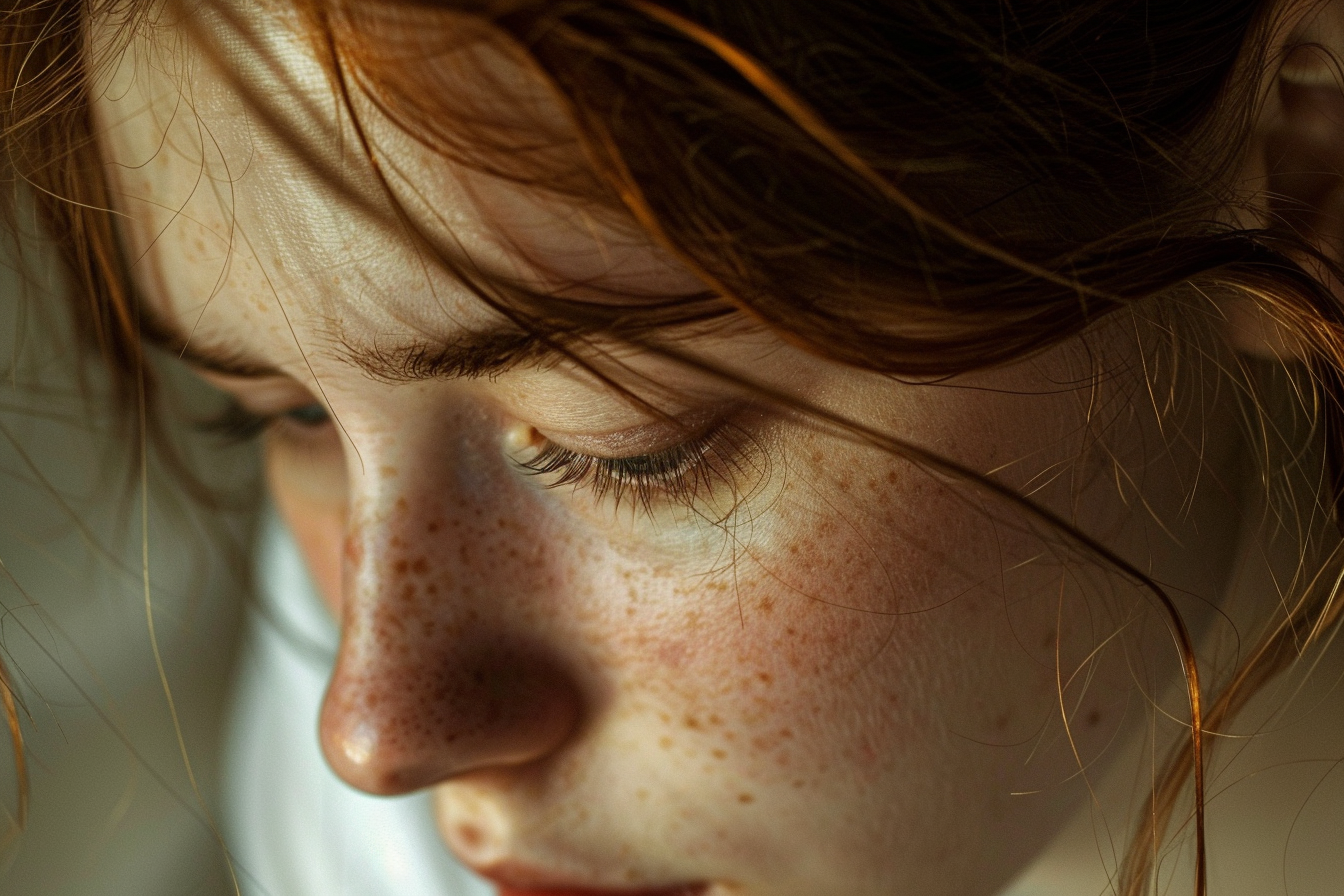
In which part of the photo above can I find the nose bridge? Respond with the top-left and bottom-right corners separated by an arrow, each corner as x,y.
343,413 -> 551,612
320,424 -> 581,795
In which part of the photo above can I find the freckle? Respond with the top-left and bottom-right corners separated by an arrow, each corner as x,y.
709,714 -> 722,726
636,788 -> 648,801
757,672 -> 773,684
427,584 -> 438,595
659,736 -> 673,749
792,779 -> 805,789
393,559 -> 409,574
379,465 -> 397,478
426,520 -> 441,534
411,557 -> 428,574
1087,710 -> 1102,727
711,749 -> 727,759
995,713 -> 1010,731
737,793 -> 755,804
401,583 -> 416,601
684,715 -> 701,730
395,497 -> 408,511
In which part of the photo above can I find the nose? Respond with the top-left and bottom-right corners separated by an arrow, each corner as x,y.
318,435 -> 582,795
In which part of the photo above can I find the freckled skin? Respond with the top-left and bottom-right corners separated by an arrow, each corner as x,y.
321,427 -> 585,792
90,4 -> 1250,896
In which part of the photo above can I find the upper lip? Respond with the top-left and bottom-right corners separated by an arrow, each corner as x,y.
474,861 -> 708,896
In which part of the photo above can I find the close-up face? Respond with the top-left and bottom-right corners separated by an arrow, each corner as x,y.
89,3 -> 1255,895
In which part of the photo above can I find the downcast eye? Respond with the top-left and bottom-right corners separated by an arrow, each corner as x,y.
285,403 -> 330,426
513,412 -> 772,520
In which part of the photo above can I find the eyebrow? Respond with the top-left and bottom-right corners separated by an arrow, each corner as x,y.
140,309 -> 561,382
337,329 -> 560,382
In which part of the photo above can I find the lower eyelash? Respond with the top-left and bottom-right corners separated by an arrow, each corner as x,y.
517,428 -> 735,512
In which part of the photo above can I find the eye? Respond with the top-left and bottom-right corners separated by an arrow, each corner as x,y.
514,419 -> 768,517
281,402 -> 332,427
200,399 -> 332,444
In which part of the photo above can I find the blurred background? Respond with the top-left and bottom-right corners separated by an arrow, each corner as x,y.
0,220 -> 259,896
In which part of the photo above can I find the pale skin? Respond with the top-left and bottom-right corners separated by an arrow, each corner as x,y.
85,1 -> 1344,894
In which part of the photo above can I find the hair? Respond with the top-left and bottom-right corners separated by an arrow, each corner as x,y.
5,1 -> 1344,893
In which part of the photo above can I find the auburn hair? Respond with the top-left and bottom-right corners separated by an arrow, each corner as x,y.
5,1 -> 1344,894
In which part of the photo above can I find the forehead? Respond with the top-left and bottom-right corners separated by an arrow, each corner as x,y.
89,0 -> 703,374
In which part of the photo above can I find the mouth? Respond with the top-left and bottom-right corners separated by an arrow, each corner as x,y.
481,864 -> 709,896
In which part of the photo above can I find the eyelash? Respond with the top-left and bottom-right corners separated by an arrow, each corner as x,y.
517,423 -> 761,516
198,399 -> 332,444
201,400 -> 761,514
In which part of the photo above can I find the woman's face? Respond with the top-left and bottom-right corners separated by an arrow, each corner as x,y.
92,5 -> 1249,895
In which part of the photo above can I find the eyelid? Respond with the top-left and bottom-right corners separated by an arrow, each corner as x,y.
531,405 -> 733,459
499,359 -> 744,434
192,368 -> 323,416
516,410 -> 773,519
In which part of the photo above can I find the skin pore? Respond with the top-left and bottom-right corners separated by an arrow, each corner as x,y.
87,2 -> 1268,895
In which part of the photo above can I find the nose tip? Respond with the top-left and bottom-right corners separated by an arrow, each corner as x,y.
319,646 -> 582,795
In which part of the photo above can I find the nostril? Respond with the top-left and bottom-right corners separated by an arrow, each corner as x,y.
453,820 -> 487,854
435,788 -> 512,867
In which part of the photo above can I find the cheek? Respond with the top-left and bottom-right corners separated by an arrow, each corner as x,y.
559,451 -> 1134,875
616,486 -> 1057,756
265,435 -> 349,616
